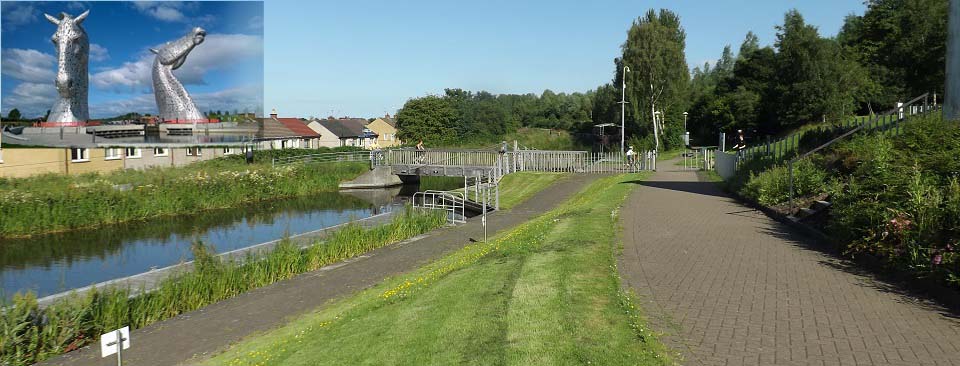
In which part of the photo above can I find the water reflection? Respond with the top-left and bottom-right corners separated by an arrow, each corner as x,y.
0,190 -> 405,299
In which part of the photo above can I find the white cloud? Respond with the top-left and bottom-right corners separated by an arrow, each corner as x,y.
90,44 -> 110,62
91,34 -> 263,92
66,2 -> 90,12
1,48 -> 56,83
1,2 -> 38,30
0,82 -> 58,118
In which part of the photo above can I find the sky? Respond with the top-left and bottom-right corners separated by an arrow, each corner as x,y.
263,0 -> 867,119
1,0 -> 867,120
1,1 -> 263,119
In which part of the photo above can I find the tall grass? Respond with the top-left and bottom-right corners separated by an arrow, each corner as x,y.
0,153 -> 369,237
0,206 -> 445,366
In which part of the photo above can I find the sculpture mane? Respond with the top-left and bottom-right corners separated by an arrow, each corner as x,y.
44,11 -> 89,124
152,27 -> 206,123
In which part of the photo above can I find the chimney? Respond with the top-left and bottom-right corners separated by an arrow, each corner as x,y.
385,113 -> 391,118
270,108 -> 278,120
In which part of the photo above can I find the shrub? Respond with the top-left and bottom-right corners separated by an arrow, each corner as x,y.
739,159 -> 827,206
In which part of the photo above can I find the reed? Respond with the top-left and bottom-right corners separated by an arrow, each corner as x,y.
0,155 -> 369,238
0,207 -> 445,366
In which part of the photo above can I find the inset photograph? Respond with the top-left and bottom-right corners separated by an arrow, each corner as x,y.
1,1 -> 264,147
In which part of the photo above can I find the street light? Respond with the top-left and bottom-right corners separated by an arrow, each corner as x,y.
683,111 -> 688,132
618,66 -> 630,154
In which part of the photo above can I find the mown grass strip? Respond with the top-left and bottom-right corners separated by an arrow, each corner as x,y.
207,173 -> 675,366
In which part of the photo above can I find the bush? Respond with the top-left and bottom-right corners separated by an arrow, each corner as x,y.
739,159 -> 827,206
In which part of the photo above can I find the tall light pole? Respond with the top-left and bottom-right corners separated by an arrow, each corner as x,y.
683,111 -> 688,132
618,66 -> 630,154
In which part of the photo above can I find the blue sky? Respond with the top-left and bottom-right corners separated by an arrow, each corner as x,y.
2,0 -> 867,120
1,1 -> 263,119
264,0 -> 866,119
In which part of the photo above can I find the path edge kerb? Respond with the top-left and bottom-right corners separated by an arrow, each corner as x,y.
706,171 -> 960,314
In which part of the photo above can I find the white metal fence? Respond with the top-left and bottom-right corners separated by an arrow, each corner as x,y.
412,190 -> 466,225
384,149 -> 657,174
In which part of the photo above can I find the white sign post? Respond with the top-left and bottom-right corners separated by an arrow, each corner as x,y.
101,326 -> 130,366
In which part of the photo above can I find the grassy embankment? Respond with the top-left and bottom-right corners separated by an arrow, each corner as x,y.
206,173 -> 674,366
0,148 -> 369,238
730,113 -> 960,289
0,208 -> 447,366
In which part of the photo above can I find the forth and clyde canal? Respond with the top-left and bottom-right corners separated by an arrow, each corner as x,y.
0,187 -> 428,300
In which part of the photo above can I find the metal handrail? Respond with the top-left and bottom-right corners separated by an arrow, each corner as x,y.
413,190 -> 466,224
787,93 -> 934,212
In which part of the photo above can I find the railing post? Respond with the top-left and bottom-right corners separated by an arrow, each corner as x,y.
788,160 -> 795,214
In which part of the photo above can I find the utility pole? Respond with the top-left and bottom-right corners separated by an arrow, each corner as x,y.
618,66 -> 630,154
946,0 -> 960,120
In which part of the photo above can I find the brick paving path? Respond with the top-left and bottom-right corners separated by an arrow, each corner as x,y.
618,163 -> 960,366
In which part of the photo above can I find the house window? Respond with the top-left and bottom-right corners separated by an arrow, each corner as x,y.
187,147 -> 202,156
154,148 -> 169,157
223,147 -> 235,155
70,148 -> 89,162
105,148 -> 122,160
125,148 -> 141,159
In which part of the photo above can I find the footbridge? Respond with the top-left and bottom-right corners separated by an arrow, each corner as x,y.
276,148 -> 656,221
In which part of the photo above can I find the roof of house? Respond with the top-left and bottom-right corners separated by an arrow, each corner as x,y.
316,118 -> 374,138
379,116 -> 396,128
258,117 -> 319,138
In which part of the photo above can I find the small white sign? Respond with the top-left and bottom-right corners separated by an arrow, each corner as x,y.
100,326 -> 130,358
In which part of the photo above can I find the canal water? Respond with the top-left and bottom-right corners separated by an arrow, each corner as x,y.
0,185 -> 436,300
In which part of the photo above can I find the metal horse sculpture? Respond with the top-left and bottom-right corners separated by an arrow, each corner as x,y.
152,27 -> 206,123
44,11 -> 89,124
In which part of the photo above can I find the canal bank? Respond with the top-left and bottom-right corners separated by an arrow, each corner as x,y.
34,210 -> 400,307
1,189 -> 408,301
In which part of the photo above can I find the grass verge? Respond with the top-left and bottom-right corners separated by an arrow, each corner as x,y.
0,207 -> 445,366
205,173 -> 674,366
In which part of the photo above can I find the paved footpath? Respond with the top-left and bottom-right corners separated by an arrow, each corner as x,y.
43,174 -> 598,366
619,162 -> 960,366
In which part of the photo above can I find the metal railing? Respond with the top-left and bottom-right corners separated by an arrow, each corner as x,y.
787,93 -> 938,211
384,149 -> 657,174
413,190 -> 466,224
271,150 -> 373,168
684,147 -> 716,170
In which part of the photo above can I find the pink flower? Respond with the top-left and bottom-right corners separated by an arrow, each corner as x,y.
932,253 -> 943,266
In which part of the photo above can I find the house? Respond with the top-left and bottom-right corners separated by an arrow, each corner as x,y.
0,147 -> 124,178
0,146 -> 246,178
367,114 -> 402,147
311,117 -> 378,149
257,109 -> 322,149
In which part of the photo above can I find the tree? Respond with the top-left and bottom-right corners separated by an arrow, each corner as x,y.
7,108 -> 21,121
396,95 -> 457,144
617,9 -> 690,150
839,0 -> 947,107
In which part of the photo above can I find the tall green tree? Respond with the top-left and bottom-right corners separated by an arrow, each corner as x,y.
616,9 -> 690,150
396,95 -> 457,144
839,0 -> 947,108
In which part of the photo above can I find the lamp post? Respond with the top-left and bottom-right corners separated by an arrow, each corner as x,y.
683,111 -> 688,132
619,66 -> 630,154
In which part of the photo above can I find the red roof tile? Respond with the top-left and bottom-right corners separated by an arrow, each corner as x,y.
276,118 -> 319,137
